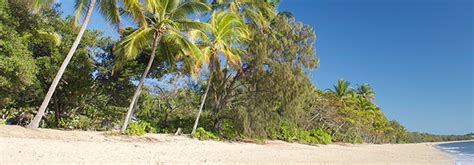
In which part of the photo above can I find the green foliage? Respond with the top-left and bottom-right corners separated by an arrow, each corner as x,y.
58,115 -> 99,130
2,0 -> 465,146
125,121 -> 156,136
270,123 -> 331,144
0,0 -> 37,107
192,127 -> 219,141
405,132 -> 474,143
308,128 -> 332,144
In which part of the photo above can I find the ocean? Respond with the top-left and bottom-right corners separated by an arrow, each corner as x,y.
436,141 -> 474,165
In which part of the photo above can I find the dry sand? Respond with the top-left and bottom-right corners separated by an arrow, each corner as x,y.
0,125 -> 453,164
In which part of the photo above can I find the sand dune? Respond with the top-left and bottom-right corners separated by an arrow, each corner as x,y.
0,125 -> 453,164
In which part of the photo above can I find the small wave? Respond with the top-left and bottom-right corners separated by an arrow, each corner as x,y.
438,147 -> 461,150
446,150 -> 461,153
453,153 -> 474,165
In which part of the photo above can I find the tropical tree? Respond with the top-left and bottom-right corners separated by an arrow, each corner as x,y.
356,83 -> 375,101
190,10 -> 249,133
27,0 -> 97,128
331,79 -> 353,98
26,0 -> 132,128
0,0 -> 38,108
113,0 -> 211,133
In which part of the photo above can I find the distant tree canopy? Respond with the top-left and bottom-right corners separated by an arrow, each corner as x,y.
0,0 -> 472,144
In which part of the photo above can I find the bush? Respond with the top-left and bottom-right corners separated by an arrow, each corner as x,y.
192,127 -> 219,140
308,128 -> 332,144
125,121 -> 156,136
270,123 -> 332,145
218,120 -> 239,140
58,115 -> 99,130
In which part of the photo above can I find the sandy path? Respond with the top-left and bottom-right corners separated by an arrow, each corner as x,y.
0,125 -> 453,164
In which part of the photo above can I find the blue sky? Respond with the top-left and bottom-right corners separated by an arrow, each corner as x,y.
58,0 -> 473,135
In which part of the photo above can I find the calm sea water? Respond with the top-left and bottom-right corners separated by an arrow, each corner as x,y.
436,141 -> 474,165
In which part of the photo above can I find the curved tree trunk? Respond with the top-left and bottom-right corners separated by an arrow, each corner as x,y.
120,32 -> 161,133
192,54 -> 216,134
27,0 -> 96,129
192,74 -> 212,134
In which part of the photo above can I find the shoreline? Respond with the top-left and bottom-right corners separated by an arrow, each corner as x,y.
432,139 -> 474,145
0,125 -> 454,164
434,140 -> 474,165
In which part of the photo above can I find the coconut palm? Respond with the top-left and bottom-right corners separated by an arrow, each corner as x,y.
190,10 -> 248,133
27,0 -> 126,128
331,79 -> 353,98
356,83 -> 375,101
27,0 -> 98,128
113,0 -> 211,133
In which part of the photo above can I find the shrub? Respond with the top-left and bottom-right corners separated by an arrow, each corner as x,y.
192,127 -> 219,140
309,128 -> 332,144
218,120 -> 239,140
125,121 -> 156,136
271,123 -> 332,145
58,115 -> 100,130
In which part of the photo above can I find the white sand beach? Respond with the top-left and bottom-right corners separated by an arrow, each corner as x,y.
0,125 -> 453,164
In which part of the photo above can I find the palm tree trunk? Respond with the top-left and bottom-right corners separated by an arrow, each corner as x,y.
192,74 -> 212,134
27,0 -> 96,129
120,32 -> 160,133
192,54 -> 216,134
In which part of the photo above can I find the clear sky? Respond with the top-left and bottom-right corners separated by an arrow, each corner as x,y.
58,0 -> 473,135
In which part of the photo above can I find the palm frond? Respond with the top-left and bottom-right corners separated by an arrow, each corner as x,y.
170,0 -> 211,19
37,30 -> 61,46
174,19 -> 211,32
165,0 -> 179,13
188,29 -> 210,43
71,0 -> 90,27
241,8 -> 267,29
143,0 -> 163,14
113,27 -> 154,72
162,29 -> 205,77
221,42 -> 241,67
98,0 -> 122,31
122,0 -> 148,27
21,0 -> 54,10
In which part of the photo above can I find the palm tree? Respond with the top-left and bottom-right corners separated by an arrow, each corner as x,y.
356,83 -> 375,101
27,0 -> 98,128
27,0 -> 126,128
26,0 -> 139,129
191,10 -> 248,134
331,79 -> 353,98
113,0 -> 211,133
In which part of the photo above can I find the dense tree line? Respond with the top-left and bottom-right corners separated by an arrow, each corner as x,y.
0,0 -> 472,144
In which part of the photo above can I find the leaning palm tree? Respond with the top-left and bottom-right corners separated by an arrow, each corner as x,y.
190,10 -> 248,134
114,0 -> 211,133
27,0 -> 98,128
27,0 -> 124,128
